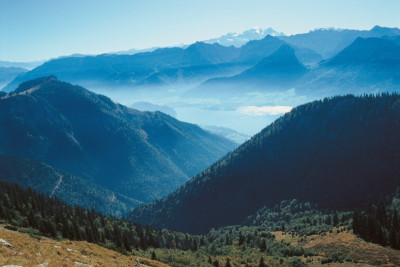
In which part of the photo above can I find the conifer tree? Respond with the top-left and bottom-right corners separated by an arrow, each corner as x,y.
260,239 -> 267,252
225,258 -> 232,267
258,256 -> 266,267
238,232 -> 245,245
333,212 -> 339,227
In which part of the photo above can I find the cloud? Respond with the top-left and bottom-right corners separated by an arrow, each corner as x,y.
237,105 -> 292,116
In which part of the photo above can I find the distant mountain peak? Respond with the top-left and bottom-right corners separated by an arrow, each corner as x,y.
311,27 -> 344,32
226,44 -> 306,88
371,25 -> 384,31
257,44 -> 297,63
203,27 -> 285,47
249,44 -> 305,73
186,41 -> 215,50
369,25 -> 400,35
326,37 -> 400,66
278,25 -> 400,59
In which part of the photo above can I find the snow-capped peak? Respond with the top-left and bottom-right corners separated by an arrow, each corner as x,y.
203,27 -> 285,47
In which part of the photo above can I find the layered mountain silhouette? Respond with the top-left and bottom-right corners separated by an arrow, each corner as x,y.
298,37 -> 400,96
0,76 -> 236,205
191,36 -> 400,98
192,45 -> 307,95
0,67 -> 26,88
279,25 -> 400,58
0,155 -> 140,216
237,35 -> 321,65
2,42 -> 244,91
4,26 -> 399,94
130,94 -> 400,234
204,27 -> 284,47
3,36 -> 321,92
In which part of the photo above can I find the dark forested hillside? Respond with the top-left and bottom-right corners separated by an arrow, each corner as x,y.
0,181 -> 318,266
0,181 -> 193,252
0,76 -> 236,205
0,155 -> 140,216
130,94 -> 400,234
352,192 -> 400,250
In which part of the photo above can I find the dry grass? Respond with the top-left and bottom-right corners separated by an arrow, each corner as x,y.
3,224 -> 400,266
273,229 -> 400,266
0,227 -> 170,267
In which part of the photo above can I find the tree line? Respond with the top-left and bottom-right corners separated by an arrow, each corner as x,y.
353,192 -> 400,249
0,181 -> 200,253
0,181 -> 313,266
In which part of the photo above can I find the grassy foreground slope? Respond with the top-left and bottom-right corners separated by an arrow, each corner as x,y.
0,226 -> 169,267
2,180 -> 400,266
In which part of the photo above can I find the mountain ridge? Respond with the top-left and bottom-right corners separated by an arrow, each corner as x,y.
298,37 -> 400,97
129,94 -> 400,234
3,35 -> 320,92
0,76 -> 236,206
278,25 -> 400,58
189,44 -> 307,96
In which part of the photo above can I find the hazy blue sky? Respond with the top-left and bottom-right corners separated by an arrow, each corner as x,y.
1,0 -> 399,62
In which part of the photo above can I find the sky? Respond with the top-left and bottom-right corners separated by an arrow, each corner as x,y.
1,0 -> 400,62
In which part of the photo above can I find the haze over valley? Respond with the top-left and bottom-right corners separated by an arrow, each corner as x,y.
4,26 -> 400,137
1,1 -> 400,266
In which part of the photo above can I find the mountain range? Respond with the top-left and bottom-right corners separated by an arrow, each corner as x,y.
4,26 -> 400,101
297,37 -> 400,97
191,45 -> 306,96
204,27 -> 285,47
0,76 -> 236,210
189,36 -> 400,98
129,94 -> 400,234
2,25 -> 400,266
2,35 -> 321,92
278,25 -> 400,58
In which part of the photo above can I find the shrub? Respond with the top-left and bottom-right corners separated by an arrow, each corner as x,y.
17,227 -> 40,237
4,225 -> 17,231
321,257 -> 333,264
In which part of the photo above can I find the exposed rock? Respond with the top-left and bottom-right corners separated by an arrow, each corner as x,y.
74,262 -> 94,267
0,238 -> 12,247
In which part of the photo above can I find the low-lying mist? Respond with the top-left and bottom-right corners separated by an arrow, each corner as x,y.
88,83 -> 311,137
